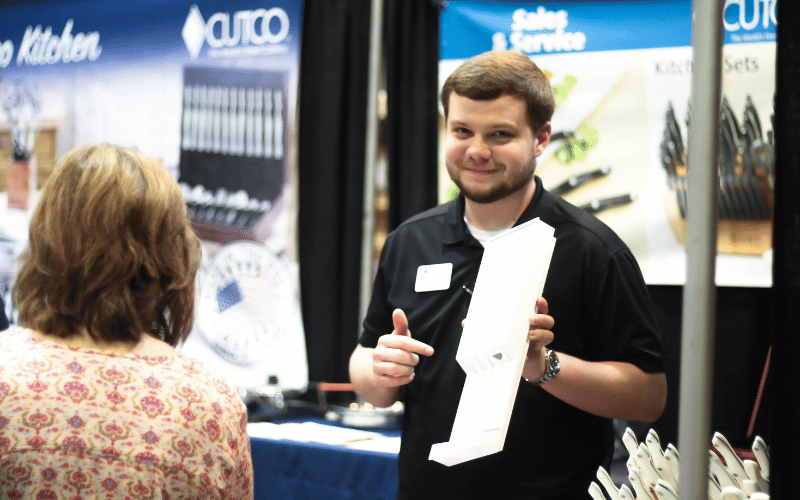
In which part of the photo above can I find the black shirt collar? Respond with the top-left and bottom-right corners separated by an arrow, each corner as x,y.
442,176 -> 548,245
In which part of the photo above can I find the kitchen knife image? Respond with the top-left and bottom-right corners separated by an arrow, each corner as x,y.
742,94 -> 763,148
665,101 -> 686,166
549,166 -> 611,196
580,193 -> 637,215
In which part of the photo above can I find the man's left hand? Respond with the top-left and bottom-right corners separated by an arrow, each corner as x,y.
523,297 -> 555,381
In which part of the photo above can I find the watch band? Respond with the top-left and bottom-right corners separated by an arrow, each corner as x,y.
524,349 -> 560,386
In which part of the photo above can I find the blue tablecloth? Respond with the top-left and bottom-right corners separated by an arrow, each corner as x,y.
250,432 -> 399,500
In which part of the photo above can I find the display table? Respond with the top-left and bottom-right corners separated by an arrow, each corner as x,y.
249,420 -> 400,500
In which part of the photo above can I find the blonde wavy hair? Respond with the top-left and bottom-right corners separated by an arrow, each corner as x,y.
13,143 -> 201,346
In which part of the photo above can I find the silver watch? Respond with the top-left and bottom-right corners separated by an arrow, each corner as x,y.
524,349 -> 560,386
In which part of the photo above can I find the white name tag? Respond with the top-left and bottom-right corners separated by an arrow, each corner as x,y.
415,263 -> 453,292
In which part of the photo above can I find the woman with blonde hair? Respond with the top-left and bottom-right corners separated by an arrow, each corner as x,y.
0,143 -> 253,499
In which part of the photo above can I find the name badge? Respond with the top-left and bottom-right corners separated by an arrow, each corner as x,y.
415,263 -> 453,292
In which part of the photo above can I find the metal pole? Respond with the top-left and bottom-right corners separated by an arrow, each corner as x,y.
360,0 -> 385,324
678,0 -> 723,498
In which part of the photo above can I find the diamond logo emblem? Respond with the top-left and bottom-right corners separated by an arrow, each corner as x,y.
182,5 -> 206,60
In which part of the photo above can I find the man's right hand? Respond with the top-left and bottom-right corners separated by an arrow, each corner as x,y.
371,309 -> 434,388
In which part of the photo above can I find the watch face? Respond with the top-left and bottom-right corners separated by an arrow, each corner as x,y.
197,241 -> 293,365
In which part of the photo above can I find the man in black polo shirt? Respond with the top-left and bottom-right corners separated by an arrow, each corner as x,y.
349,50 -> 667,500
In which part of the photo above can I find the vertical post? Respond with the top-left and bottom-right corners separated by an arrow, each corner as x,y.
678,0 -> 724,498
360,0 -> 385,324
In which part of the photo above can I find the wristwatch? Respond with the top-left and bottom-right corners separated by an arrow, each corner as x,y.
524,349 -> 560,386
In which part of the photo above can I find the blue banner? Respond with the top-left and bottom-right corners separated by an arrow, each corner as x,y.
0,0 -> 303,74
441,0 -> 776,59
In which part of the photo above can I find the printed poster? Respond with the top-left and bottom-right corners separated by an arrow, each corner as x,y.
0,0 -> 309,391
440,0 -> 777,287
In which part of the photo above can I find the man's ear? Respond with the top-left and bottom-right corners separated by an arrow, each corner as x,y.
534,122 -> 552,156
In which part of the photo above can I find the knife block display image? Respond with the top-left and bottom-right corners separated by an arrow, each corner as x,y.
429,218 -> 555,467
661,95 -> 774,256
178,66 -> 287,243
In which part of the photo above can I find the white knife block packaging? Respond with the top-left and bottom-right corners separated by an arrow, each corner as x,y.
429,217 -> 556,467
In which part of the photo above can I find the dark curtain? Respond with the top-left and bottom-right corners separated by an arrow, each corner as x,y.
645,286 -> 772,450
384,0 -> 441,230
297,0 -> 371,383
771,0 -> 800,497
298,0 -> 440,383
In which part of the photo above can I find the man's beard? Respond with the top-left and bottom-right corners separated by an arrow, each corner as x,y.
449,159 -> 536,204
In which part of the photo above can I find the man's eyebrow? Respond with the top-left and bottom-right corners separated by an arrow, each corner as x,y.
448,119 -> 518,129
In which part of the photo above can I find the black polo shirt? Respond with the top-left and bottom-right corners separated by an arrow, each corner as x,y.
359,176 -> 664,500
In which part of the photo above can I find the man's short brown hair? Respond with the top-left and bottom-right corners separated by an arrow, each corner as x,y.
440,50 -> 555,132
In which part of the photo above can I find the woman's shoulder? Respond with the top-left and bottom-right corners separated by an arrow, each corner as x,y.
165,352 -> 243,401
0,326 -> 47,356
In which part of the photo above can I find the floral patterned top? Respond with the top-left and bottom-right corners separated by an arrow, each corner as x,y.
0,328 -> 253,499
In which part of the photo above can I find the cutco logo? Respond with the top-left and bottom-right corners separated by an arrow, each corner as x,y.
182,4 -> 290,59
723,0 -> 777,31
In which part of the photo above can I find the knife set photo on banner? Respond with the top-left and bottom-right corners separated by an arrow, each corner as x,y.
660,93 -> 774,256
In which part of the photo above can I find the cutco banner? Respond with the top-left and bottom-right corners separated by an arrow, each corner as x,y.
0,0 -> 309,392
440,0 -> 777,288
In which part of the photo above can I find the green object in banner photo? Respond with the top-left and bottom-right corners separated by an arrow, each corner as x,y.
553,75 -> 578,108
555,125 -> 599,164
